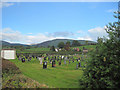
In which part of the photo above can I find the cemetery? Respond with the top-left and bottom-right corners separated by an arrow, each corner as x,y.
1,45 -> 91,88
1,2 -> 120,89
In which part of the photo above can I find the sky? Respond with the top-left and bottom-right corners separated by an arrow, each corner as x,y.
1,2 -> 118,44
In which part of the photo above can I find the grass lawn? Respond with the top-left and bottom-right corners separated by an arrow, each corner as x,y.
9,54 -> 88,88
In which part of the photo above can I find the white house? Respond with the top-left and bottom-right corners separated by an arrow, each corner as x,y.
1,49 -> 16,59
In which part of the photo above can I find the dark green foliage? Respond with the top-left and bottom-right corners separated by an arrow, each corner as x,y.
31,39 -> 96,48
57,42 -> 65,49
2,59 -> 21,74
66,41 -> 71,46
50,46 -> 55,51
72,40 -> 81,47
64,41 -> 70,51
79,12 -> 120,88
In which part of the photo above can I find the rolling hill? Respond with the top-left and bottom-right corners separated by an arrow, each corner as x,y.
1,39 -> 96,48
34,39 -> 96,47
0,41 -> 29,46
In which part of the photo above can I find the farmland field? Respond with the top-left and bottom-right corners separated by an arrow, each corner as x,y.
16,45 -> 96,53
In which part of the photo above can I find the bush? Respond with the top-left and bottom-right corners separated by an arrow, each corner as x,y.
79,12 -> 120,88
2,59 -> 21,74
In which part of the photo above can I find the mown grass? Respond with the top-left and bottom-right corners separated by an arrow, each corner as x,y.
9,54 -> 89,88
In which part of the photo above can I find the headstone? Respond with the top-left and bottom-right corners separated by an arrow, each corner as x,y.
55,56 -> 56,60
52,60 -> 56,67
76,59 -> 78,62
26,56 -> 28,59
44,57 -> 47,60
27,57 -> 31,61
50,60 -> 52,63
76,63 -> 78,69
64,60 -> 66,64
59,61 -> 61,65
62,56 -> 64,59
32,55 -> 34,58
78,62 -> 81,67
67,56 -> 69,59
18,57 -> 22,60
72,59 -> 74,63
36,56 -> 38,59
69,60 -> 70,64
22,58 -> 25,62
43,61 -> 47,69
81,57 -> 83,61
48,57 -> 50,60
17,55 -> 19,58
38,57 -> 43,64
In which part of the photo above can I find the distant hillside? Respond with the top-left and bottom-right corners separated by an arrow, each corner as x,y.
1,41 -> 29,46
1,39 -> 96,48
34,39 -> 96,47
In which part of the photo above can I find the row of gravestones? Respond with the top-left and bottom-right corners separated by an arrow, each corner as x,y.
16,53 -> 86,61
17,54 -> 87,69
42,60 -> 82,69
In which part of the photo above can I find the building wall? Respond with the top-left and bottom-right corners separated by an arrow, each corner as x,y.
1,49 -> 16,59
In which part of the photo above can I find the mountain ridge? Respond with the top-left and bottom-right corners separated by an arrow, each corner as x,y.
1,39 -> 96,47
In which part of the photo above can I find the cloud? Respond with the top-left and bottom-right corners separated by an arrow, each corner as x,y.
77,36 -> 92,41
0,2 -> 14,8
1,28 -> 27,42
1,28 -> 69,44
48,31 -> 74,37
76,27 -> 108,41
1,27 -> 108,44
88,26 -> 108,41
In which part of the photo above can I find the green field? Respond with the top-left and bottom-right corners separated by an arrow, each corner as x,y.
16,45 -> 96,54
9,54 -> 89,88
71,45 -> 96,50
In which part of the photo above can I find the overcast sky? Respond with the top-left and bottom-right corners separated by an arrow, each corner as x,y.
1,2 -> 118,44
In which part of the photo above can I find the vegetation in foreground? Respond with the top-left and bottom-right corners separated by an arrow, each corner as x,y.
2,59 -> 49,88
79,12 -> 120,88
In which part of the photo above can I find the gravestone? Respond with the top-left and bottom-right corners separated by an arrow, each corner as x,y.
64,60 -> 66,64
78,62 -> 81,67
43,61 -> 47,69
32,55 -> 34,58
55,56 -> 56,60
39,57 -> 43,64
48,57 -> 50,60
76,59 -> 78,62
17,55 -> 19,58
72,59 -> 74,63
25,56 -> 28,59
52,60 -> 56,67
76,63 -> 78,69
59,61 -> 61,65
44,57 -> 47,61
69,60 -> 71,64
81,57 -> 83,61
50,60 -> 52,63
18,57 -> 22,60
27,57 -> 31,61
22,58 -> 25,62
